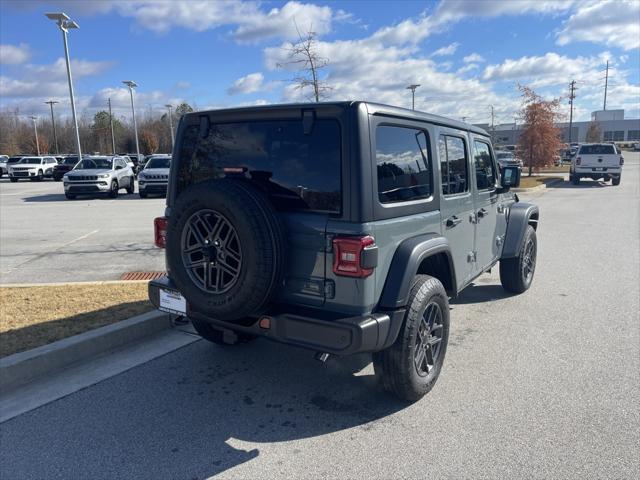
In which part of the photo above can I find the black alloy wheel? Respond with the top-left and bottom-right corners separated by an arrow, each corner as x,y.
180,209 -> 242,294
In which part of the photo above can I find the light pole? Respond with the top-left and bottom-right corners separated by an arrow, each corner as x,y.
165,104 -> 175,150
44,100 -> 59,154
406,84 -> 420,110
108,97 -> 116,154
30,116 -> 40,155
123,80 -> 140,163
45,12 -> 82,159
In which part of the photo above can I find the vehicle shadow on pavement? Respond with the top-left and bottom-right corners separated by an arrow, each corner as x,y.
546,180 -> 607,189
450,283 -> 514,305
0,339 -> 408,479
22,193 -> 145,202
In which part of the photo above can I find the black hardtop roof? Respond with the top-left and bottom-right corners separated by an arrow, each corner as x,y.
186,101 -> 489,137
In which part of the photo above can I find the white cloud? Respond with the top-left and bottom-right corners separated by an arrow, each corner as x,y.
0,58 -> 112,98
431,42 -> 460,57
457,63 -> 479,74
463,53 -> 485,63
175,81 -> 191,89
232,1 -> 333,43
556,0 -> 640,51
0,43 -> 31,65
482,52 -> 600,88
227,72 -> 266,95
432,0 -> 576,23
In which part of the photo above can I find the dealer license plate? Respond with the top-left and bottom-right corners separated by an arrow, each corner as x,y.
159,288 -> 187,315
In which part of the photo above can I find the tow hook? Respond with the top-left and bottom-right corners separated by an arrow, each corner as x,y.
315,352 -> 331,363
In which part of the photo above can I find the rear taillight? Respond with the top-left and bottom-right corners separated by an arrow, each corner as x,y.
332,235 -> 376,278
620,156 -> 624,165
576,156 -> 581,165
154,216 -> 168,248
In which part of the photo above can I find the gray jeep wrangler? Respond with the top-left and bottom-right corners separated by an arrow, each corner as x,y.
149,102 -> 539,401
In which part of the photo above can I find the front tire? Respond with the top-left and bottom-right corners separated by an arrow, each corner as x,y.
139,192 -> 148,198
373,275 -> 450,402
190,317 -> 255,345
126,177 -> 135,194
108,180 -> 119,198
500,225 -> 537,294
10,177 -> 18,183
65,193 -> 76,200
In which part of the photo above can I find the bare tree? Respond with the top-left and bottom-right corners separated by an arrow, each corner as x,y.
517,85 -> 563,176
278,22 -> 331,102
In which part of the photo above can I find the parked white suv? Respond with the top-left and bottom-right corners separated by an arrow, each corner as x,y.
570,143 -> 623,186
8,156 -> 58,182
64,155 -> 135,199
137,154 -> 170,198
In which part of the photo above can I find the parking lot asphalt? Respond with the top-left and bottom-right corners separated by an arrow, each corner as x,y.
1,154 -> 638,479
0,178 -> 165,283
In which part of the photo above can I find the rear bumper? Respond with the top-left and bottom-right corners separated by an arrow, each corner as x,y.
575,167 -> 620,176
148,277 -> 404,356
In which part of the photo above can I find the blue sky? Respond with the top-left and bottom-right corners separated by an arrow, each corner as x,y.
1,0 -> 638,125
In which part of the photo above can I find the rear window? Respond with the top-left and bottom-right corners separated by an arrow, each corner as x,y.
579,145 -> 615,155
178,119 -> 342,213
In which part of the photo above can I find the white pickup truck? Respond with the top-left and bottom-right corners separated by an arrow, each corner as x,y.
570,143 -> 623,186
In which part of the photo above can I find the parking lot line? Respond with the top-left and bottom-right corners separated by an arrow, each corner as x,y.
1,229 -> 100,276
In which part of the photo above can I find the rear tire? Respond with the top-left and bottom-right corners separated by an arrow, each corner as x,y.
373,275 -> 450,402
500,225 -> 537,294
166,178 -> 286,322
612,176 -> 621,186
571,173 -> 579,185
190,317 -> 255,345
139,192 -> 148,198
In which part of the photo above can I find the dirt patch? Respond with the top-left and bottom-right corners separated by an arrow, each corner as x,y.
519,176 -> 563,189
0,282 -> 154,358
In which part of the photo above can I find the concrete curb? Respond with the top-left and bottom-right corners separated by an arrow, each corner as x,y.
512,178 -> 564,192
0,310 -> 171,392
0,280 -> 152,288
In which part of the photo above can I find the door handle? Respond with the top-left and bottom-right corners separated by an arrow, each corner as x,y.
446,216 -> 462,228
478,208 -> 489,218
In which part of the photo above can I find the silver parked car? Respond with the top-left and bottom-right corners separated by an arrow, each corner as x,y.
63,155 -> 135,199
137,154 -> 170,198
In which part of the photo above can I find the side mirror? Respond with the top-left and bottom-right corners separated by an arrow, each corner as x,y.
499,165 -> 521,191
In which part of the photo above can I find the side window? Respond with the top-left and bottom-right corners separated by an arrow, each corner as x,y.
375,125 -> 432,204
473,141 -> 496,190
439,135 -> 468,195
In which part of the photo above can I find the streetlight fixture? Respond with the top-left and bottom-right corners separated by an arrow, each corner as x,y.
45,12 -> 82,159
30,116 -> 40,156
406,84 -> 420,110
165,104 -> 175,150
44,100 -> 59,154
122,80 -> 141,164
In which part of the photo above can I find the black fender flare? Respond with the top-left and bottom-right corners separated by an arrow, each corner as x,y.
501,202 -> 539,259
379,233 -> 456,309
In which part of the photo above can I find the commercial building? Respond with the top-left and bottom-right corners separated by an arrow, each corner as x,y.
477,109 -> 640,146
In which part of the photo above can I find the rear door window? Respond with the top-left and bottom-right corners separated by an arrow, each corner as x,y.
473,140 -> 496,190
179,119 -> 341,213
375,125 -> 432,204
439,135 -> 469,195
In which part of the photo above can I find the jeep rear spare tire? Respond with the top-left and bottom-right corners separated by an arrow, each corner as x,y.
166,178 -> 285,322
